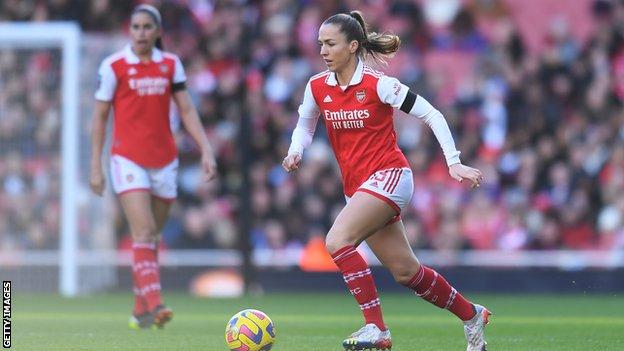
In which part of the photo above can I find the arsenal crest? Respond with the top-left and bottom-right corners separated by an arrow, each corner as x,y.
159,64 -> 169,73
355,90 -> 366,103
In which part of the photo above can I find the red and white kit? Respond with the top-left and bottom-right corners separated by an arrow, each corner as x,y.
95,45 -> 186,199
289,60 -> 460,214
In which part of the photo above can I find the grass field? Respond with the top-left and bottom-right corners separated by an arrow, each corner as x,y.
13,292 -> 624,350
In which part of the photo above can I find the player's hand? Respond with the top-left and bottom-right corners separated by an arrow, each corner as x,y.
90,167 -> 105,196
282,153 -> 301,173
201,153 -> 217,182
449,163 -> 484,189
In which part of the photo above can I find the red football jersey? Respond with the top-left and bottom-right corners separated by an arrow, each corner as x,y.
95,45 -> 186,167
306,61 -> 410,196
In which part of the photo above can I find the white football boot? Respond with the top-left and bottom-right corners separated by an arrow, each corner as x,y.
342,323 -> 392,350
463,304 -> 492,351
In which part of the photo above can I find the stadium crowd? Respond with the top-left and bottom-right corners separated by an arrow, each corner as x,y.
2,0 -> 624,252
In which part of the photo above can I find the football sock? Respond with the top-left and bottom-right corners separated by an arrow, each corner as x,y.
132,242 -> 163,312
403,265 -> 476,321
132,284 -> 148,316
332,245 -> 386,331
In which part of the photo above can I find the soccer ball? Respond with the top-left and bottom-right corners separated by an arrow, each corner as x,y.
225,309 -> 276,351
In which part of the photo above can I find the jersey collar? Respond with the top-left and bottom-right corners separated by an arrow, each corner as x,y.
326,59 -> 364,87
124,44 -> 164,64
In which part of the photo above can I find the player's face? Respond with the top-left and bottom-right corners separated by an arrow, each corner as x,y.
129,12 -> 161,54
318,23 -> 358,73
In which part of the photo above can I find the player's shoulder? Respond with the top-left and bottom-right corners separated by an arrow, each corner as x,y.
309,70 -> 331,84
161,51 -> 181,63
362,65 -> 386,80
100,50 -> 126,68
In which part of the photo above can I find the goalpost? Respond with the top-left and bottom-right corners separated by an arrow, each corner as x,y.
0,23 -> 80,296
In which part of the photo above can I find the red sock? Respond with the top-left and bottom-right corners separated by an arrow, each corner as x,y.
332,245 -> 386,330
132,242 -> 163,312
404,265 -> 475,321
132,284 -> 148,316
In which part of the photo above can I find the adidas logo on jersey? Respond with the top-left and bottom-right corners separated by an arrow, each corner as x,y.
323,95 -> 333,103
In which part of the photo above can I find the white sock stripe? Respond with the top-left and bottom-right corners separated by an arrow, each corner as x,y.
332,247 -> 357,262
132,242 -> 156,250
342,268 -> 372,283
343,268 -> 371,279
138,283 -> 161,295
139,269 -> 158,276
444,288 -> 457,309
410,267 -> 426,288
359,298 -> 381,310
416,271 -> 438,297
132,261 -> 159,272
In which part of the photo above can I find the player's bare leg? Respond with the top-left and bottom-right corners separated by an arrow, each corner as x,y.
366,220 -> 491,350
151,196 -> 172,234
119,191 -> 170,329
364,220 -> 420,284
149,196 -> 174,328
327,191 -> 396,350
326,191 -> 397,252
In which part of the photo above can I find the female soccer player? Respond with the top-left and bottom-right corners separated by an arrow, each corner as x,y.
90,4 -> 217,329
283,11 -> 490,351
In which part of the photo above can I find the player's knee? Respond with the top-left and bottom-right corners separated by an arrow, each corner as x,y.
132,225 -> 158,243
392,264 -> 421,286
325,228 -> 357,254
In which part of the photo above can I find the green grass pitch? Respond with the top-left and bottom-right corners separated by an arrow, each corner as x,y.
13,292 -> 624,350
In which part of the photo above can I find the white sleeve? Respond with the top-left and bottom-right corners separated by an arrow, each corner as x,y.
94,60 -> 117,102
377,75 -> 409,108
288,81 -> 320,156
409,95 -> 461,166
172,55 -> 187,84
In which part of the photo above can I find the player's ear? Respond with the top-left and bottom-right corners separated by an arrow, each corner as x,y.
349,40 -> 358,54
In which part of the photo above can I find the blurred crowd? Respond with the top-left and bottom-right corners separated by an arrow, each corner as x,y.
3,0 -> 624,252
0,47 -> 62,250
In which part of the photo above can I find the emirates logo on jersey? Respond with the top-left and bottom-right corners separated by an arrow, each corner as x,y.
128,76 -> 169,96
324,109 -> 370,130
355,90 -> 366,103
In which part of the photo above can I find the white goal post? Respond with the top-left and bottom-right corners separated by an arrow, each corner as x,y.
0,22 -> 80,296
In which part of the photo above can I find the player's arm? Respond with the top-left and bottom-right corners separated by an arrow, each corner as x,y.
378,76 -> 483,188
171,55 -> 217,182
90,60 -> 117,196
172,89 -> 217,182
90,100 -> 112,196
283,81 -> 320,173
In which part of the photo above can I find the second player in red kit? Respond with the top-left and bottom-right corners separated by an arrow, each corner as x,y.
283,11 -> 491,351
90,5 -> 217,330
